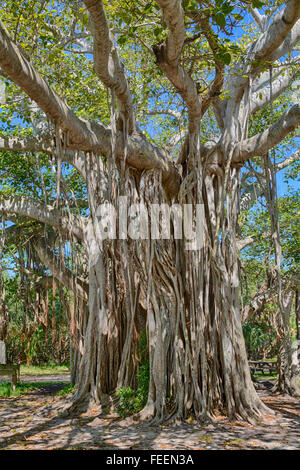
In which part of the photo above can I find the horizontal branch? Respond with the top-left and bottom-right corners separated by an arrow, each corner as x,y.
235,104 -> 300,162
0,195 -> 85,240
0,134 -> 90,181
0,130 -> 181,198
237,232 -> 269,250
144,108 -> 182,120
250,70 -> 298,115
277,148 -> 300,170
0,134 -> 53,154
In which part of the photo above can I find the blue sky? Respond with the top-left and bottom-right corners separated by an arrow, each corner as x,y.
0,2 -> 299,200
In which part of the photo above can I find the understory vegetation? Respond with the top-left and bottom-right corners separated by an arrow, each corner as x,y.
0,0 -> 299,423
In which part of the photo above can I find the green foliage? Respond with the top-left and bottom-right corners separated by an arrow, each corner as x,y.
253,371 -> 277,381
20,363 -> 69,376
116,387 -> 142,418
3,271 -> 70,366
240,191 -> 300,269
0,380 -> 59,397
116,332 -> 149,418
56,383 -> 75,396
243,318 -> 277,360
0,0 -> 298,402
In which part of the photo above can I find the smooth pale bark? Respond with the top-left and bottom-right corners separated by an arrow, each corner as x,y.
250,71 -> 297,115
0,135 -> 53,154
236,104 -> 300,162
0,20 -> 180,197
270,19 -> 300,61
242,285 -> 276,324
83,0 -> 135,131
154,1 -> 202,133
1,1 -> 300,422
0,195 -> 85,240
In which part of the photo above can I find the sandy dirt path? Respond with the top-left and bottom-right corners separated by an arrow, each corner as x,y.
0,379 -> 299,450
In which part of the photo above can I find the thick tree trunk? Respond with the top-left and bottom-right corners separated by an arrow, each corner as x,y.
70,155 -> 269,422
296,288 -> 300,342
137,168 -> 268,422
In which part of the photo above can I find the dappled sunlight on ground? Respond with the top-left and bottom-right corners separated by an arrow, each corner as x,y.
0,378 -> 299,450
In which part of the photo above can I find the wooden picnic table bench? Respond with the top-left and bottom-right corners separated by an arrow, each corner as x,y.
0,363 -> 20,390
249,360 -> 277,375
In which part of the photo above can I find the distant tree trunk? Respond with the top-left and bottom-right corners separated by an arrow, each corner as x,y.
274,289 -> 300,396
0,287 -> 8,343
0,244 -> 8,343
296,288 -> 300,342
291,288 -> 300,396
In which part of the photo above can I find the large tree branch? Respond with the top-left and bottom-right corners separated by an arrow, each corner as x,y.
0,19 -> 101,148
0,18 -> 180,196
0,131 -> 180,198
250,70 -> 299,115
0,134 -> 53,154
252,1 -> 300,64
82,0 -> 135,132
153,1 -> 201,133
0,195 -> 85,240
242,284 -> 276,324
277,148 -> 300,170
235,104 -> 300,162
269,18 -> 300,62
220,2 -> 300,128
156,0 -> 185,65
0,134 -> 89,181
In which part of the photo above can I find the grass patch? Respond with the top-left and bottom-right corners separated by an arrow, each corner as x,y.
198,435 -> 213,442
56,384 -> 75,396
20,364 -> 69,376
0,381 -> 60,398
253,371 -> 277,381
226,438 -> 245,446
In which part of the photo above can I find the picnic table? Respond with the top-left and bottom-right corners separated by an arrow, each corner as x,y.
249,360 -> 277,375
